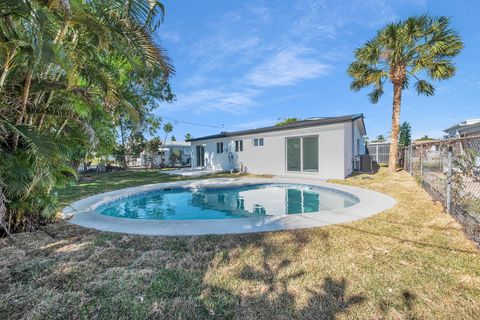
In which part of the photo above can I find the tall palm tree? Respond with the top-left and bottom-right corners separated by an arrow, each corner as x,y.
348,15 -> 463,172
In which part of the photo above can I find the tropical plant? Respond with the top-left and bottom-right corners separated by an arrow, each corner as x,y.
348,15 -> 463,172
399,122 -> 412,147
143,137 -> 162,168
276,117 -> 299,126
163,122 -> 174,139
169,148 -> 183,165
185,133 -> 192,141
0,0 -> 174,234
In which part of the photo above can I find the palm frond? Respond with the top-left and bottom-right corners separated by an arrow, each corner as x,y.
415,80 -> 435,96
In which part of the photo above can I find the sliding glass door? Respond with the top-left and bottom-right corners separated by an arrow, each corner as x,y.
286,136 -> 318,172
286,138 -> 301,171
302,136 -> 319,172
195,145 -> 205,167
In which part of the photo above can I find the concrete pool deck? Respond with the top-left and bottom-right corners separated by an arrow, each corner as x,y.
62,177 -> 396,236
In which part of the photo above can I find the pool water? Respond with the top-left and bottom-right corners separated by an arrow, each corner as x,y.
96,184 -> 359,220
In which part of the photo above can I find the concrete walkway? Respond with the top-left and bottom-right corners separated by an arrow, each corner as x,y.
62,177 -> 396,236
161,167 -> 222,177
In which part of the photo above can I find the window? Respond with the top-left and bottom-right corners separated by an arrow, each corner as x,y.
216,142 -> 224,153
253,138 -> 264,147
286,136 -> 318,172
302,136 -> 319,172
235,140 -> 243,152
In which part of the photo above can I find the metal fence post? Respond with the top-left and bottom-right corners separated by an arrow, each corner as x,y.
446,146 -> 453,213
420,146 -> 423,179
409,147 -> 413,175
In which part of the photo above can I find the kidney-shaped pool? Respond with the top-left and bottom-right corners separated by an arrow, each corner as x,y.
96,184 -> 360,220
63,178 -> 396,236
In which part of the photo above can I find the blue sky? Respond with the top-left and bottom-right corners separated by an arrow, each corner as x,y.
155,0 -> 480,141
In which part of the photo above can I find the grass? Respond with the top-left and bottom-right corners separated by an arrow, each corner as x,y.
1,168 -> 479,319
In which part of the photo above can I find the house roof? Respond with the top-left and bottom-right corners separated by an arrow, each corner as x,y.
188,114 -> 366,142
444,119 -> 480,135
165,140 -> 191,147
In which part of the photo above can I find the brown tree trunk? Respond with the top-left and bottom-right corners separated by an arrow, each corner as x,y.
56,118 -> 68,136
13,71 -> 33,150
0,47 -> 15,89
38,112 -> 46,128
388,82 -> 402,173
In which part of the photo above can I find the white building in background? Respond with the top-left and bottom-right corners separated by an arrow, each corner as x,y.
140,140 -> 191,167
188,114 -> 367,179
444,119 -> 480,138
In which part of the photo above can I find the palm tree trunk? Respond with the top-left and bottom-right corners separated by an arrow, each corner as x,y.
0,47 -> 15,89
388,82 -> 402,172
56,118 -> 68,136
119,118 -> 128,168
13,71 -> 33,150
38,112 -> 46,128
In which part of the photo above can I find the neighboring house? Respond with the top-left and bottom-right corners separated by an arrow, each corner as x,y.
444,119 -> 480,138
188,114 -> 366,179
140,141 -> 191,167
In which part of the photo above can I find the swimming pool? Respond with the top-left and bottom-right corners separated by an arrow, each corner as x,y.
63,177 -> 396,235
95,184 -> 360,220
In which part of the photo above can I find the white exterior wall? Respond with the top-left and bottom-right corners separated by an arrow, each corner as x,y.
191,122 -> 361,179
344,118 -> 367,176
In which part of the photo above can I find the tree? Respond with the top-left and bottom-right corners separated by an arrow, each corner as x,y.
0,0 -> 174,234
169,148 -> 183,165
374,135 -> 386,143
159,122 -> 173,165
417,135 -> 434,141
276,117 -> 299,126
347,15 -> 463,172
185,133 -> 192,141
171,135 -> 176,142
144,137 -> 162,168
398,122 -> 412,148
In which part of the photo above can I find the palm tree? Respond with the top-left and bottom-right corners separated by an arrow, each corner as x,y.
0,0 -> 175,233
348,15 -> 463,172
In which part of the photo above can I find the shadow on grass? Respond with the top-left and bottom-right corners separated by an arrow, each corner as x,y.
1,225 -> 367,319
203,230 -> 366,319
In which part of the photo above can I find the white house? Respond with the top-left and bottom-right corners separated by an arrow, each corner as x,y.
444,119 -> 480,138
188,114 -> 366,179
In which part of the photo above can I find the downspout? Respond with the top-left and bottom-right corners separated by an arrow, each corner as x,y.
351,120 -> 355,172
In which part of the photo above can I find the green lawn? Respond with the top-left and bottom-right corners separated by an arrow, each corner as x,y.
1,169 -> 479,319
56,169 -> 188,207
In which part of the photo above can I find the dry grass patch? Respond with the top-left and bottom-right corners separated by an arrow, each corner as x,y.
1,168 -> 479,319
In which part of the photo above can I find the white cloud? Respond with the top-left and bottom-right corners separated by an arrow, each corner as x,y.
228,117 -> 278,130
168,89 -> 259,114
246,47 -> 331,87
161,30 -> 181,43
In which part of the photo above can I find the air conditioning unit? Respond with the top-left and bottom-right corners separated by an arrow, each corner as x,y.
355,155 -> 373,173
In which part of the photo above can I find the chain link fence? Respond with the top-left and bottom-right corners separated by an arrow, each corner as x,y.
404,136 -> 480,244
